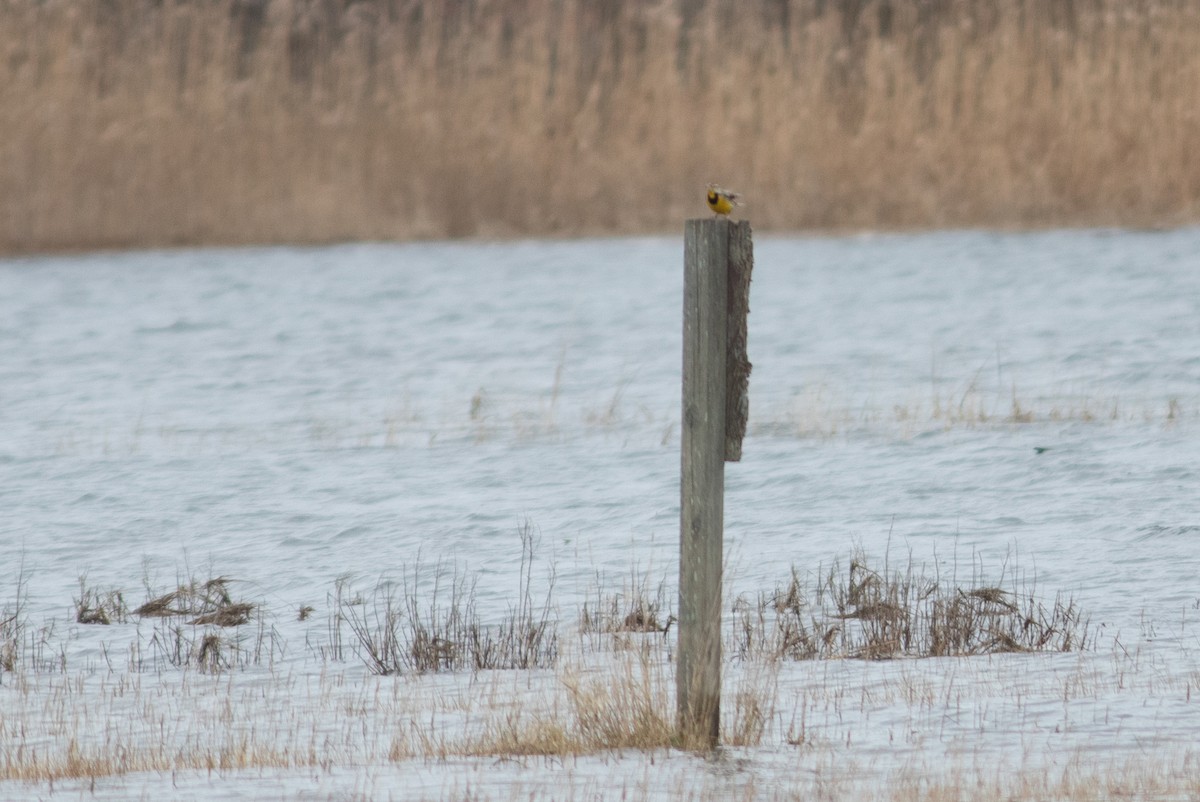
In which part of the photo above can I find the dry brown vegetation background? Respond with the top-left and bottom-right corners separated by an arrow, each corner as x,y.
2,0 -> 1199,253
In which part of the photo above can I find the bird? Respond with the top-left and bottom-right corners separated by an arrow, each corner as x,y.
706,184 -> 742,217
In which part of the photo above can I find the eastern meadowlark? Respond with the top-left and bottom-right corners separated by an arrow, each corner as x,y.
706,184 -> 741,217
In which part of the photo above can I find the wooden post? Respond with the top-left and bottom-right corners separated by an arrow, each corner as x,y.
678,217 -> 752,748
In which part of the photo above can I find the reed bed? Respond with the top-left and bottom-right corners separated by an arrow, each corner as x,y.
2,0 -> 1198,253
730,549 -> 1090,662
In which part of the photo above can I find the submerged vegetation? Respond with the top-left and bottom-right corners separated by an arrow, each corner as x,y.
2,0 -> 1199,252
0,532 -> 1195,798
340,523 -> 558,674
732,550 -> 1089,662
30,378 -> 1196,460
0,537 -> 1091,766
7,539 -> 1088,681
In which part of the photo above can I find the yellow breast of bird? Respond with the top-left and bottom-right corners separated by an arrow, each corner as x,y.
707,191 -> 733,215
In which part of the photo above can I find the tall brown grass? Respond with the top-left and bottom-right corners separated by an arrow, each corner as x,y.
3,0 -> 1199,253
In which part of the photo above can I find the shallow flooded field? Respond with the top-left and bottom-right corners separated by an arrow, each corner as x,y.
2,228 -> 1199,799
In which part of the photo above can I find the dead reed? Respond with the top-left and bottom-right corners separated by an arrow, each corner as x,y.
0,571 -> 27,673
0,544 -> 1175,796
580,565 -> 676,638
342,522 -> 558,674
446,652 -> 679,757
1,567 -> 60,674
133,576 -> 251,624
124,574 -> 279,671
759,383 -> 1193,441
2,0 -> 1199,253
73,575 -> 128,626
136,613 -> 281,673
731,548 -> 1091,662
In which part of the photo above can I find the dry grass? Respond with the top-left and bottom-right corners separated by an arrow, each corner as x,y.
757,383 -> 1193,439
457,653 -> 680,756
341,522 -> 558,674
33,377 -> 1191,461
133,575 -> 254,629
133,611 -> 282,672
0,583 -> 25,673
72,575 -> 128,626
731,548 -> 1090,662
580,564 -> 677,638
0,567 -> 60,674
0,620 -> 1190,797
120,573 -> 280,671
388,642 -> 764,758
2,548 -> 1198,799
2,0 -> 1198,253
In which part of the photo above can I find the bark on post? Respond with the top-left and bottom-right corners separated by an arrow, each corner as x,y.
725,222 -> 753,461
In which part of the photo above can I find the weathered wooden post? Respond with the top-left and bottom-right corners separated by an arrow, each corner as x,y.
678,217 -> 752,748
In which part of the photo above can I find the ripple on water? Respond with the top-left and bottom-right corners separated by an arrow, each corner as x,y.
0,231 -> 1197,635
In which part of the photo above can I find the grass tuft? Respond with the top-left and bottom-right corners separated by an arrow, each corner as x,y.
732,548 -> 1091,661
343,522 -> 557,675
581,564 -> 676,640
73,575 -> 129,625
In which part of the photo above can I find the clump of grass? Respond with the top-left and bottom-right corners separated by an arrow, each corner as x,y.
581,565 -> 676,638
139,615 -> 281,673
134,576 -> 241,620
132,574 -> 254,627
128,573 -> 277,673
486,522 -> 559,670
731,567 -> 835,662
392,636 -> 771,758
1,566 -> 61,674
73,575 -> 128,625
0,566 -> 31,673
190,602 -> 254,628
0,602 -> 23,673
343,522 -> 557,675
442,650 -> 678,758
733,549 -> 1091,662
342,566 -> 470,675
314,574 -> 356,663
557,652 -> 677,751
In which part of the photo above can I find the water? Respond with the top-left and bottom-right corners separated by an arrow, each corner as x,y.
2,228 -> 1200,797
4,229 -> 1199,613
